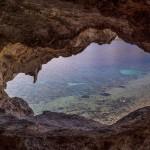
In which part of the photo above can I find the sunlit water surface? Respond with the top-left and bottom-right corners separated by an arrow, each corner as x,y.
5,40 -> 150,124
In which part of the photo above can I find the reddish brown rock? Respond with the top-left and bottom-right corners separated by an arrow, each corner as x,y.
0,107 -> 150,150
0,0 -> 149,52
0,0 -> 149,149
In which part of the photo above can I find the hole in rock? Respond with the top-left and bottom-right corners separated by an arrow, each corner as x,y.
5,39 -> 150,124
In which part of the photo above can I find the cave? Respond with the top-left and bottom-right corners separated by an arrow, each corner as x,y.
4,39 -> 150,125
0,0 -> 150,150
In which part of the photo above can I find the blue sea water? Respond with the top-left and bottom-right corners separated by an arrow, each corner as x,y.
5,39 -> 150,107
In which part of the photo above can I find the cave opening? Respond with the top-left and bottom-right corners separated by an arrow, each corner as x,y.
4,39 -> 150,125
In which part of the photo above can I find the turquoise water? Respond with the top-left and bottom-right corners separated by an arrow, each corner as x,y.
5,39 -> 150,122
120,69 -> 142,76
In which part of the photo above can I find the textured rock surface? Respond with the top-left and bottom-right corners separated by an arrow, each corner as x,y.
0,0 -> 150,149
0,0 -> 149,52
0,107 -> 150,150
0,96 -> 33,117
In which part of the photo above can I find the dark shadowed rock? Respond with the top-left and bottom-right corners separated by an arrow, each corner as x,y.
0,0 -> 149,149
0,107 -> 150,149
100,92 -> 112,97
0,0 -> 149,52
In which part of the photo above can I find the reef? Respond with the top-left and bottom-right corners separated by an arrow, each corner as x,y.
0,0 -> 150,149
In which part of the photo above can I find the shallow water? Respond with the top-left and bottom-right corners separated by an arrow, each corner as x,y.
5,39 -> 150,124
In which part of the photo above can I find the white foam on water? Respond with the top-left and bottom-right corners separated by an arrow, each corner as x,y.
67,82 -> 86,87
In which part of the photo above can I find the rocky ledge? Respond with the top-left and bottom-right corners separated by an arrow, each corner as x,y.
0,0 -> 150,149
0,107 -> 150,150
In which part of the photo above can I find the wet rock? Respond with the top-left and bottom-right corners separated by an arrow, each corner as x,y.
100,92 -> 111,97
81,95 -> 90,98
118,85 -> 126,88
